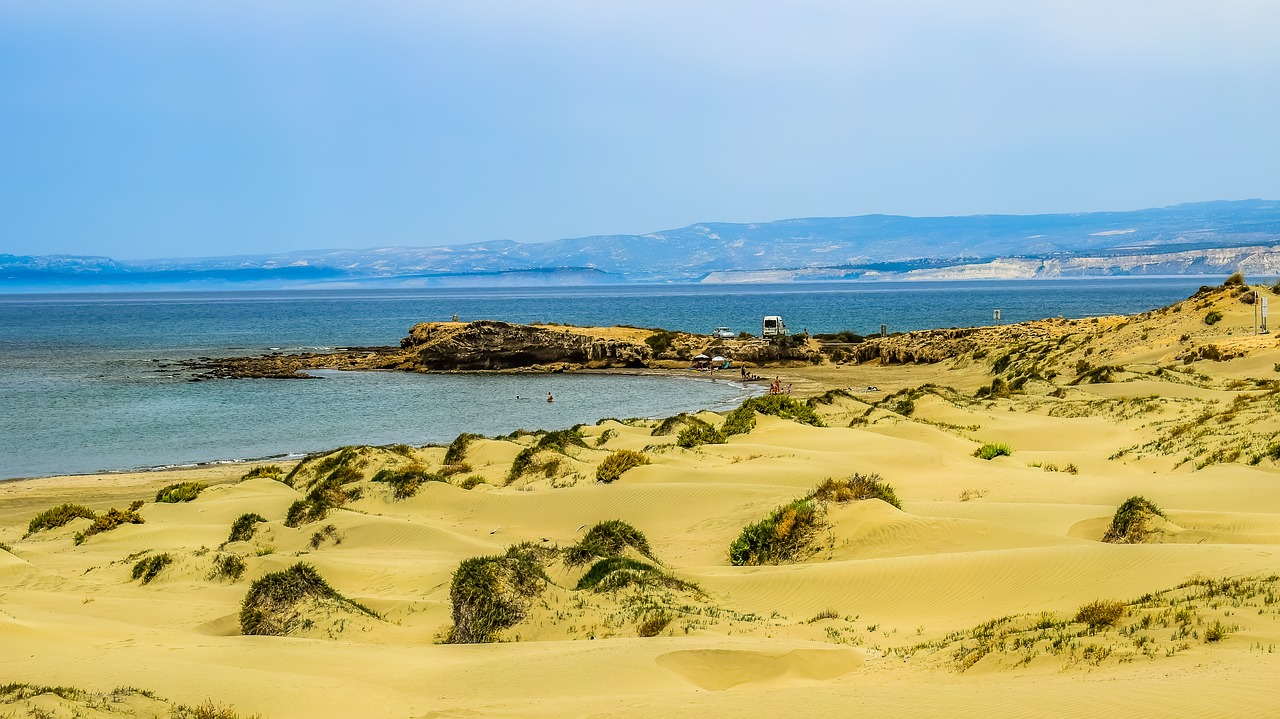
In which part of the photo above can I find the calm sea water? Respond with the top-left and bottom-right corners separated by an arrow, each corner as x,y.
0,278 -> 1207,479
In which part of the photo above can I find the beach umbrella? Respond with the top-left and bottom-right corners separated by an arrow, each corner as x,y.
711,356 -> 726,363
694,354 -> 710,360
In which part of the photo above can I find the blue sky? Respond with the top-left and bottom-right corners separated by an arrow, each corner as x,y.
2,1 -> 1278,260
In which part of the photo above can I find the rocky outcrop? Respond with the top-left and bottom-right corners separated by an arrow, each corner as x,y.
401,321 -> 650,370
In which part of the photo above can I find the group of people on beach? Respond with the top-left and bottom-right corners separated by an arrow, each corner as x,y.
768,377 -> 791,395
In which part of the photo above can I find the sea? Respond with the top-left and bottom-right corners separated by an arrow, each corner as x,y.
0,278 -> 1212,480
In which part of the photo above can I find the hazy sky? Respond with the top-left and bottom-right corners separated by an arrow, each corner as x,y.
2,1 -> 1279,260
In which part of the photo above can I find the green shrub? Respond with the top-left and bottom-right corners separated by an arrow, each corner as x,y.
574,557 -> 660,590
595,450 -> 649,484
131,553 -> 173,584
644,330 -> 681,357
1102,496 -> 1166,543
444,433 -> 482,465
1224,271 -> 1245,286
973,443 -> 1013,460
459,475 -> 486,490
1074,599 -> 1125,629
240,465 -> 283,482
155,482 -> 206,503
637,610 -> 673,637
727,498 -> 822,566
439,462 -> 471,477
596,428 -> 617,446
975,377 -> 1012,399
652,413 -> 691,436
284,465 -> 363,527
239,562 -> 376,636
1204,619 -> 1231,643
26,503 -> 96,536
227,513 -> 267,543
1073,365 -> 1118,384
208,553 -> 247,582
74,502 -> 145,545
563,519 -> 656,568
370,464 -> 444,499
720,406 -> 757,436
308,524 -> 341,549
810,473 -> 901,509
446,543 -> 550,644
1204,310 -> 1223,325
536,428 -> 588,453
676,421 -> 724,448
506,447 -> 538,484
284,446 -> 366,487
171,699 -> 260,719
736,395 -> 824,427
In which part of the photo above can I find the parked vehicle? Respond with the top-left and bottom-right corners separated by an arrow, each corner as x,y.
762,315 -> 787,338
711,326 -> 735,339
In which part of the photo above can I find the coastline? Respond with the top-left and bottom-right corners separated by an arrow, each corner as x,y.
1,369 -> 770,483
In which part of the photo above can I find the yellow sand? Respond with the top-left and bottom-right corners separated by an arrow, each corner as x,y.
3,286 -> 1280,717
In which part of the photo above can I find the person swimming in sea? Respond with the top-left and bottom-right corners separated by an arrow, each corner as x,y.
547,392 -> 554,403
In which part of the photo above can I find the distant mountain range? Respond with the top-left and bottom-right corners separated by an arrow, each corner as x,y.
5,200 -> 1280,291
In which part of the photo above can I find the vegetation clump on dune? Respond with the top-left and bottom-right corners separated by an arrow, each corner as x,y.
652,412 -> 693,436
729,473 -> 905,565
283,446 -> 366,487
728,498 -> 822,566
227,513 -> 267,543
506,428 -> 588,484
636,610 -> 674,637
308,524 -> 341,549
563,520 -> 694,594
131,553 -> 173,584
208,553 -> 247,582
446,543 -> 552,644
1102,496 -> 1166,544
975,377 -> 1012,399
676,418 -> 725,448
722,395 -> 827,437
371,464 -> 444,499
1204,310 -> 1224,325
74,501 -> 145,545
742,394 -> 825,425
563,520 -> 657,568
444,432 -> 482,465
239,562 -> 377,636
811,473 -> 902,509
155,482 -> 206,503
719,406 -> 757,436
574,556 -> 662,591
595,450 -> 649,484
239,465 -> 283,482
285,466 -> 364,527
535,428 -> 588,453
1074,599 -> 1125,629
25,503 -> 96,537
805,388 -> 855,408
973,443 -> 1013,460
0,683 -> 261,719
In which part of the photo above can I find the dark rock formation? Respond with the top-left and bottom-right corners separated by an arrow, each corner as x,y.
402,321 -> 650,371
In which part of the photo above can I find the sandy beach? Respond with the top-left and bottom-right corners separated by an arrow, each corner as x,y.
4,282 -> 1280,718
